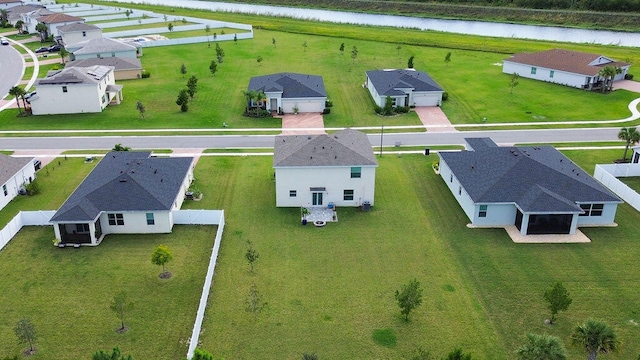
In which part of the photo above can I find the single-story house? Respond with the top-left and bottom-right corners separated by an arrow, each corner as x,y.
50,151 -> 195,246
30,65 -> 123,115
273,128 -> 378,207
0,154 -> 37,212
502,49 -> 630,89
365,69 -> 444,108
67,37 -> 142,61
438,138 -> 622,236
247,72 -> 326,114
66,57 -> 142,80
57,22 -> 102,47
35,12 -> 85,39
0,0 -> 23,10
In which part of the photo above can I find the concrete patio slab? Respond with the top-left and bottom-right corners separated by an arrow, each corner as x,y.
504,225 -> 591,243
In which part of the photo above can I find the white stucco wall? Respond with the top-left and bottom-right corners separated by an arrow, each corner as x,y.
503,61 -> 590,88
0,161 -> 37,211
73,49 -> 138,60
575,203 -> 618,226
31,69 -> 116,115
281,97 -> 325,113
472,203 -> 516,226
99,211 -> 173,235
60,29 -> 102,46
275,165 -> 376,207
438,158 -> 475,222
366,76 -> 385,108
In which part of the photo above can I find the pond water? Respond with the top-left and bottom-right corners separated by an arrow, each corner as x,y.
104,0 -> 640,47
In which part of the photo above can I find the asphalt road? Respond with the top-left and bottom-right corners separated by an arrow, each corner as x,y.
0,41 -> 24,99
0,128 -> 621,150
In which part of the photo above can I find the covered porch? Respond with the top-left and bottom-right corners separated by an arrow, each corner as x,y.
515,210 -> 579,235
106,84 -> 124,105
54,218 -> 103,246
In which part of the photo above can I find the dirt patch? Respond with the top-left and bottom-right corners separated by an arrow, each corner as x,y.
116,326 -> 130,334
159,271 -> 173,279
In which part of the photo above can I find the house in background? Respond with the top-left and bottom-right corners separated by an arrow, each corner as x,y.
21,7 -> 54,34
7,4 -> 45,25
57,22 -> 102,47
365,69 -> 444,108
50,151 -> 195,246
273,128 -> 377,208
0,154 -> 36,212
30,65 -> 123,115
248,72 -> 326,114
35,12 -> 84,39
438,138 -> 622,236
67,37 -> 142,61
1,0 -> 26,10
502,49 -> 630,89
66,57 -> 142,80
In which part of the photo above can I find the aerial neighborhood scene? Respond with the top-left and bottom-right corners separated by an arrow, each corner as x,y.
2,0 -> 640,358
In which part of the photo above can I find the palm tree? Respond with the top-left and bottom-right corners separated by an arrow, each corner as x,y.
618,127 -> 640,162
598,66 -> 622,92
571,319 -> 620,360
59,46 -> 69,64
35,22 -> 48,42
517,333 -> 567,360
8,86 -> 26,115
14,20 -> 24,33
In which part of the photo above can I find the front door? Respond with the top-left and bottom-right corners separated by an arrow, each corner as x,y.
312,192 -> 323,206
270,98 -> 277,112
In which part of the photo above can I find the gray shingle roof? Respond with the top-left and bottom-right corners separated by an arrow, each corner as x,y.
7,5 -> 44,21
0,154 -> 34,186
439,138 -> 621,213
366,69 -> 443,97
66,57 -> 141,71
274,128 -> 377,167
504,49 -> 629,76
248,73 -> 326,98
69,37 -> 138,55
50,152 -> 193,222
35,65 -> 114,86
37,13 -> 84,24
57,22 -> 101,33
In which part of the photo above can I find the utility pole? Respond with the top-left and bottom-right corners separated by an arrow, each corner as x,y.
379,124 -> 384,157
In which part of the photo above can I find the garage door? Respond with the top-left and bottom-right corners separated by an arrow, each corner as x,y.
412,93 -> 441,107
282,100 -> 324,113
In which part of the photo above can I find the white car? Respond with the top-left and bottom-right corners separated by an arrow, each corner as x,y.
1,38 -> 9,46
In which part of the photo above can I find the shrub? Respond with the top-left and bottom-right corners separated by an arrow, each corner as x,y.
625,73 -> 634,80
325,100 -> 333,107
141,70 -> 151,78
374,105 -> 383,115
442,91 -> 449,101
24,180 -> 41,195
322,108 -> 331,114
394,106 -> 410,114
51,65 -> 59,70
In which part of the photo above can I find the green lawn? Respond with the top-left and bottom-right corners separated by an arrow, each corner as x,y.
178,149 -> 640,359
619,176 -> 640,193
1,3 -> 639,131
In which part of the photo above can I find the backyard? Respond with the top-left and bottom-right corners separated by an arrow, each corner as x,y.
1,149 -> 639,358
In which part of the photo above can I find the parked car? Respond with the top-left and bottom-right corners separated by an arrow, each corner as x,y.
35,47 -> 49,53
48,44 -> 61,52
1,38 -> 9,46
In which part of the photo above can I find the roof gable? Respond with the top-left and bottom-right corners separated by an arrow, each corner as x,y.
37,13 -> 84,24
0,154 -> 33,185
274,128 -> 377,167
366,69 -> 443,96
248,73 -> 326,98
51,152 -> 193,222
57,22 -> 101,33
439,138 -> 621,212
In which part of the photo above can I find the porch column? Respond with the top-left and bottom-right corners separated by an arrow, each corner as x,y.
89,222 -> 97,245
569,214 -> 578,235
54,223 -> 61,240
520,213 -> 530,235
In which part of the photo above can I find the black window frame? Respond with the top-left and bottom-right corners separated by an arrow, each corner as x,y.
343,189 -> 354,201
350,167 -> 362,178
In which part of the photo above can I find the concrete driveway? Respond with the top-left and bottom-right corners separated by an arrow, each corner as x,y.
413,106 -> 457,132
615,80 -> 640,93
279,113 -> 325,135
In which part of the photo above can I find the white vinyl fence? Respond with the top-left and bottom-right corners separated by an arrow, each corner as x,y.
0,211 -> 55,252
594,164 -> 640,211
181,210 -> 226,360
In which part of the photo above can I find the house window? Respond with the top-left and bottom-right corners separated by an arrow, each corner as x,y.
108,213 -> 124,225
146,213 -> 155,225
458,186 -> 462,195
478,205 -> 487,218
344,189 -> 354,201
289,190 -> 297,197
579,204 -> 604,216
391,98 -> 398,107
549,70 -> 555,78
350,167 -> 361,178
531,67 -> 537,75
111,52 -> 115,57
62,86 -> 67,93
82,31 -> 86,37
75,224 -> 89,233
450,174 -> 453,183
2,184 -> 7,196
102,95 -> 106,103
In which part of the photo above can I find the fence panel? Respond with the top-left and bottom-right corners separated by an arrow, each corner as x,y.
173,210 -> 223,225
595,165 -> 640,212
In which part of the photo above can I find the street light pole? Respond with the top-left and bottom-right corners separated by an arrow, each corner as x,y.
379,124 -> 384,157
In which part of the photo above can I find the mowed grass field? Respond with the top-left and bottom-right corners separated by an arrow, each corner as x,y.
2,5 -> 640,131
179,149 -> 640,359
